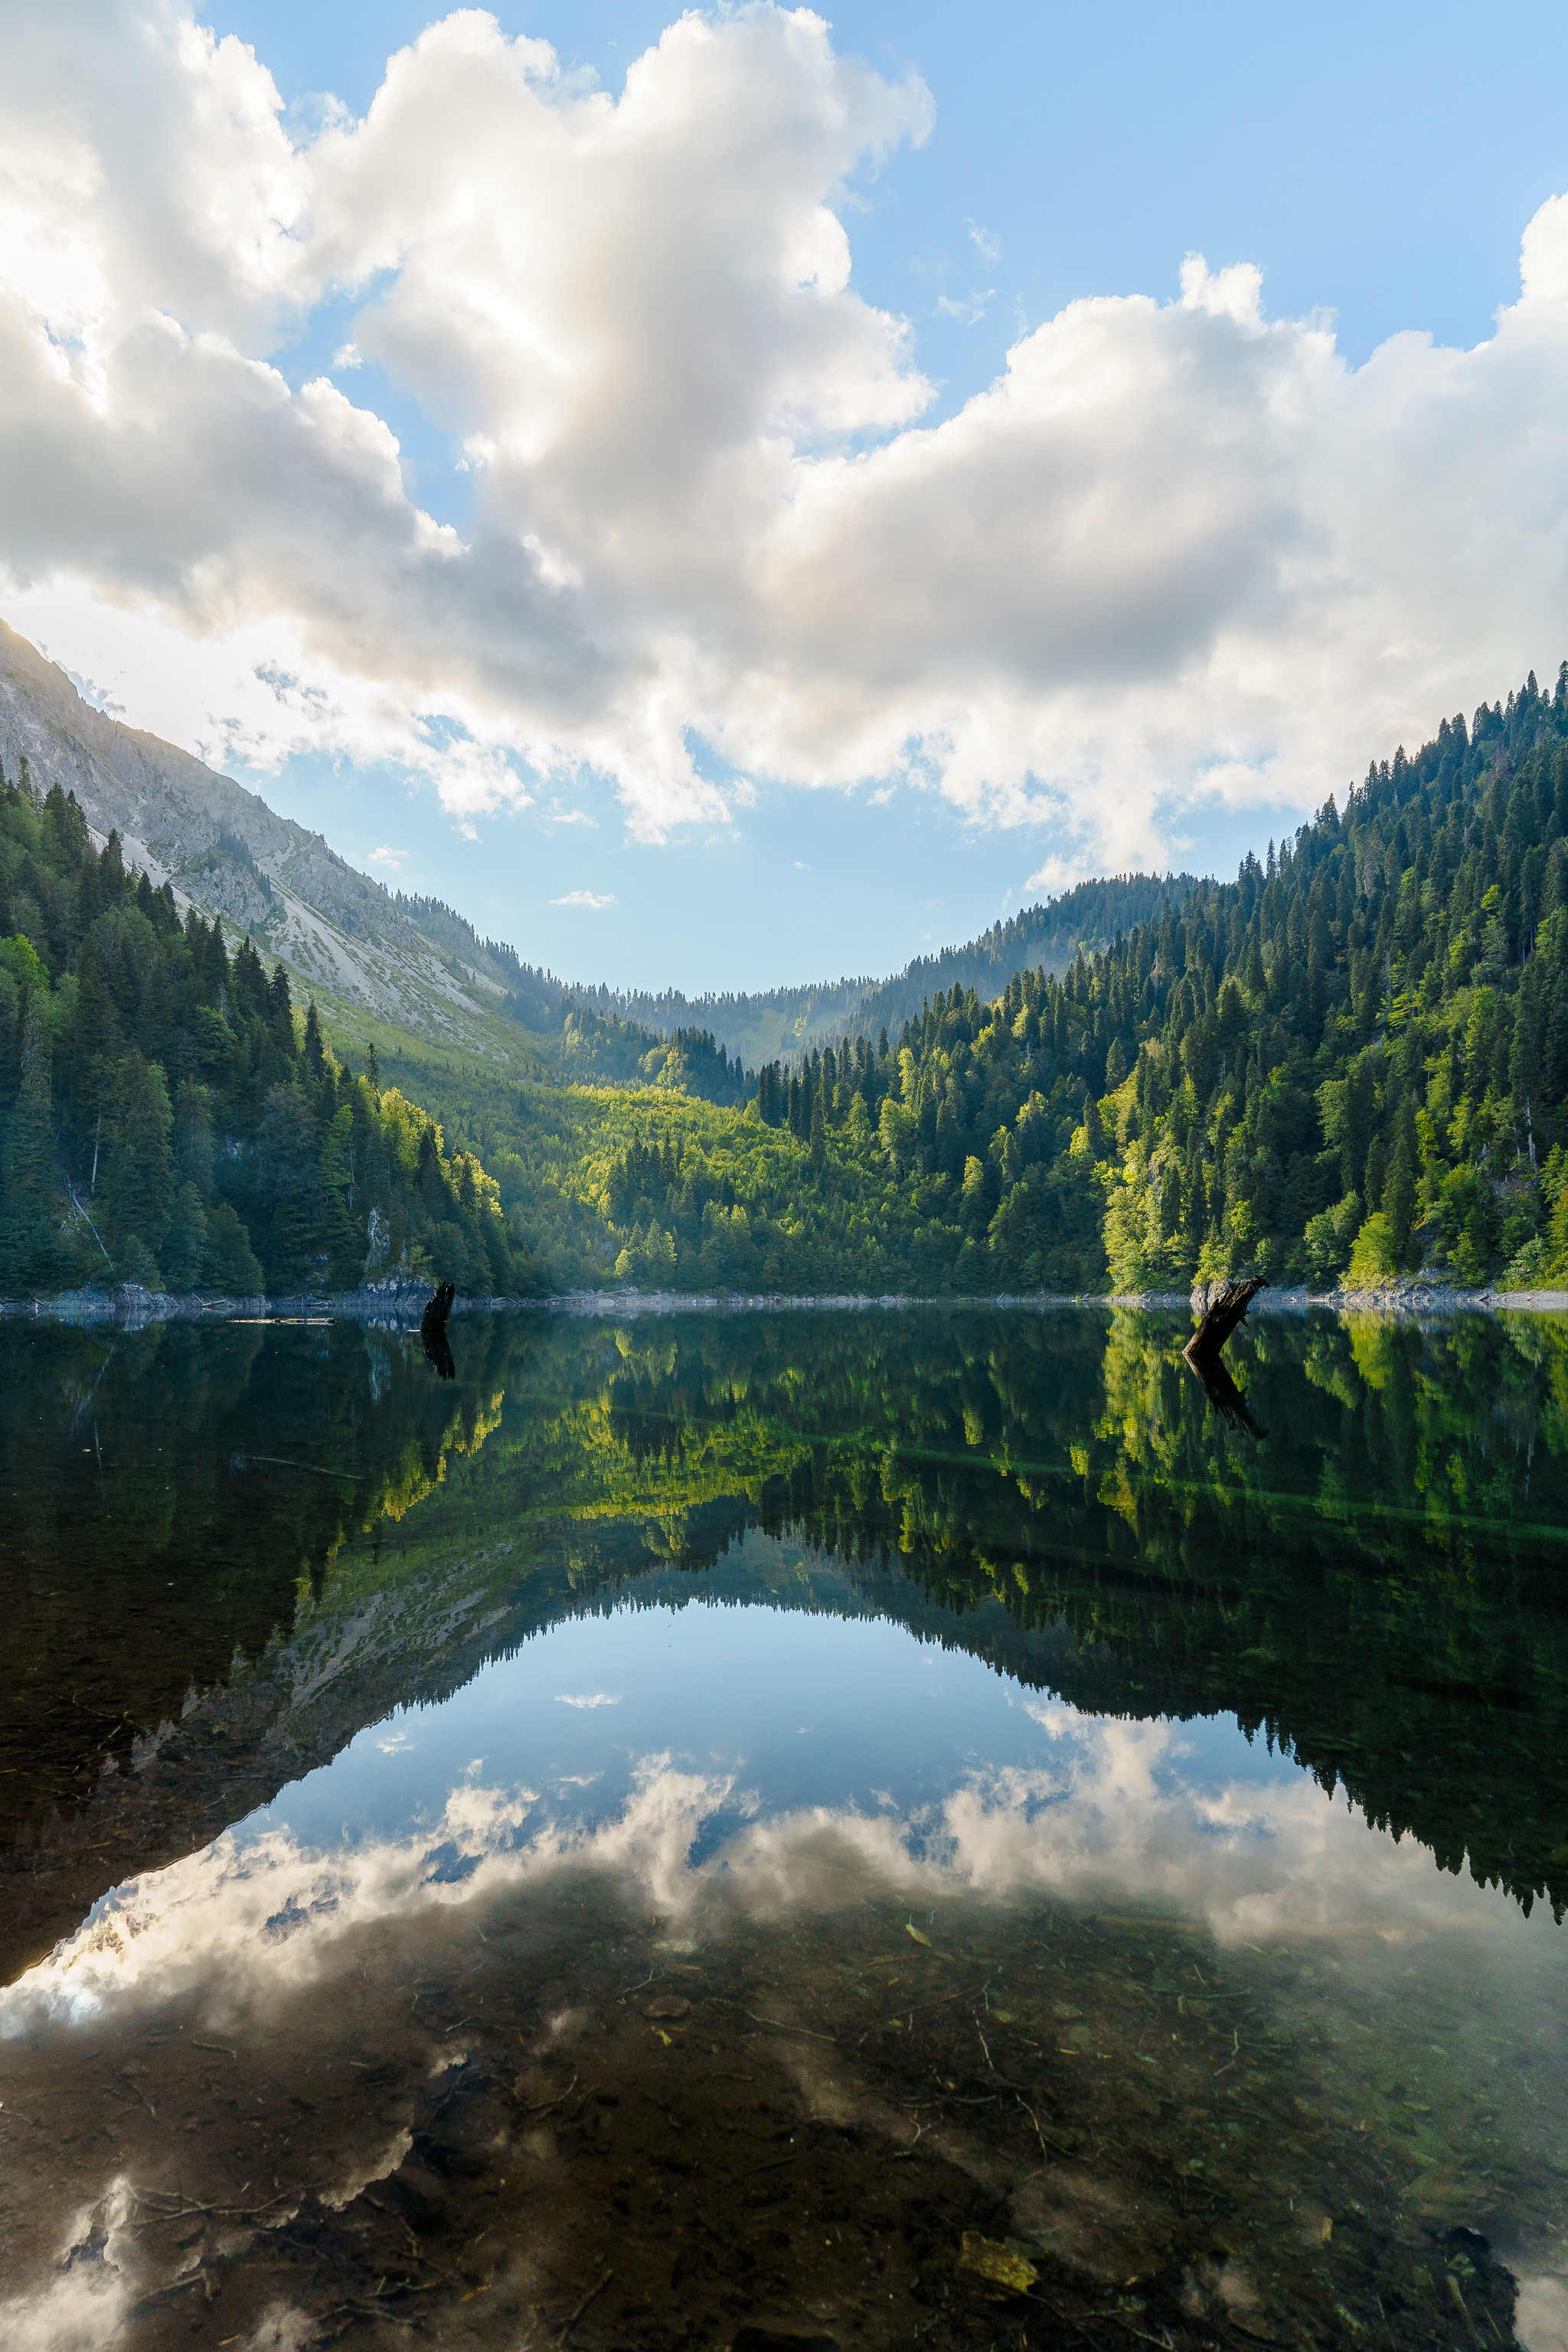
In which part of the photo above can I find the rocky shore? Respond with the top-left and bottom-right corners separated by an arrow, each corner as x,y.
2,1277 -> 1566,1326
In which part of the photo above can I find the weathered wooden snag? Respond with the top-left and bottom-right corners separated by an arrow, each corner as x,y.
420,1279 -> 456,1336
1183,1275 -> 1268,1364
420,1280 -> 456,1377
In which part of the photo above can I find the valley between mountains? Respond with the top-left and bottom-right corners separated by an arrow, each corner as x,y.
3,616 -> 1568,1303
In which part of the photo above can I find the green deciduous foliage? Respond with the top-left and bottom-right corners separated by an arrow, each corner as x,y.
408,661 -> 1568,1298
16,660 -> 1568,1301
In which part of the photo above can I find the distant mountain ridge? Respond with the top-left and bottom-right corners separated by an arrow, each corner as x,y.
511,873 -> 1200,1070
0,617 -> 1202,1093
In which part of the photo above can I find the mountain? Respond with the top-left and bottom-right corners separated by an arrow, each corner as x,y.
413,660 -> 1568,1298
781,661 -> 1568,1293
528,871 -> 1197,1070
0,620 -> 1193,1112
0,779 -> 540,1296
0,620 -> 524,1055
9,610 -> 1568,1304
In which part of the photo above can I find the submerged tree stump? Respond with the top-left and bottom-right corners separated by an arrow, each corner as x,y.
420,1279 -> 456,1337
420,1281 -> 457,1380
1183,1276 -> 1269,1364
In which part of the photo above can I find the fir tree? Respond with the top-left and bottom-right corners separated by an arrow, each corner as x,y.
0,995 -> 66,1290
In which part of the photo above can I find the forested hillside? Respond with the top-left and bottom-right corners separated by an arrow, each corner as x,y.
420,664 -> 1568,1296
6,658 -> 1568,1302
521,871 -> 1192,1072
0,764 -> 537,1298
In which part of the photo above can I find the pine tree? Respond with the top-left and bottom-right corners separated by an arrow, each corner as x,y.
0,995 -> 66,1290
103,1052 -> 175,1271
162,1184 -> 210,1289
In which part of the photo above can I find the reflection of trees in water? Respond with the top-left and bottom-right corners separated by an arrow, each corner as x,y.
0,1315 -> 531,1848
514,1308 -> 1568,1921
6,1307 -> 1566,1926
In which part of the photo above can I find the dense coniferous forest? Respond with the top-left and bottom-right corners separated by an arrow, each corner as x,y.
418,663 -> 1568,1297
554,1004 -> 755,1103
5,665 -> 1568,1300
843,661 -> 1568,1294
0,765 -> 537,1297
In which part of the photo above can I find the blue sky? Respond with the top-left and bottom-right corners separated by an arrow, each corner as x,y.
213,0 -> 1568,381
9,3 -> 1568,995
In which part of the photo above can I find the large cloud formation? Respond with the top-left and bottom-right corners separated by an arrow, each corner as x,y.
3,1 -> 1568,861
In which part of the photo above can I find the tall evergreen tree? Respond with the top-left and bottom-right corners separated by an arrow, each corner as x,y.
0,995 -> 66,1290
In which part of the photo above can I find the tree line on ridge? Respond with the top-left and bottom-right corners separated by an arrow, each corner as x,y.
737,664 -> 1568,1291
5,657 -> 1568,1299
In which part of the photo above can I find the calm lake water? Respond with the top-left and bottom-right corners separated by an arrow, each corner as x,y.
2,1305 -> 1566,2352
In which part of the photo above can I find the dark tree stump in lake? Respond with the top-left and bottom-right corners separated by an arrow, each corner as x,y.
420,1282 -> 456,1377
420,1280 -> 456,1337
1183,1276 -> 1268,1364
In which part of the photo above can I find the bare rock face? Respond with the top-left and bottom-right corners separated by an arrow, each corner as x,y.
0,616 -> 399,933
178,837 -> 275,930
0,617 -> 521,1050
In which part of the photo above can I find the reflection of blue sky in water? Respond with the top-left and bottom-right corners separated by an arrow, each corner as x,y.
6,1588 -> 1568,2352
261,1599 -> 1305,1857
8,1593 -> 1560,2043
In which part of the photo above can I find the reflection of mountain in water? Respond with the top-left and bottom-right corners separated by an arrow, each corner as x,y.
4,1305 -> 1566,1978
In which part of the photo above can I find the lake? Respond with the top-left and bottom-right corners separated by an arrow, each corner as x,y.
2,1305 -> 1566,2351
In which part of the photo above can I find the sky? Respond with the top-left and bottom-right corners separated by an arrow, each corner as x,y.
4,3 -> 1568,996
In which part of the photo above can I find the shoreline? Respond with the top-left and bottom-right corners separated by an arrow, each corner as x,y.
2,1278 -> 1566,1328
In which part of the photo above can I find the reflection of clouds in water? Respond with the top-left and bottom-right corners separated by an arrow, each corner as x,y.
0,2178 -> 136,2352
0,2166 -> 313,2352
1516,2275 -> 1568,2352
0,1716 -> 1521,2037
555,1692 -> 620,1708
726,1717 -> 1514,1946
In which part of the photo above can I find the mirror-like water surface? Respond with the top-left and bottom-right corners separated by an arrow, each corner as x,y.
2,1307 -> 1566,2352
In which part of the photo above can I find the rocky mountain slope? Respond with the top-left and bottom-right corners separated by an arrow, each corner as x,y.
0,619 -> 519,1055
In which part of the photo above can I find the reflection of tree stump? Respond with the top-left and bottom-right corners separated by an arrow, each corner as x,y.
1183,1276 -> 1268,1364
1187,1349 -> 1267,1438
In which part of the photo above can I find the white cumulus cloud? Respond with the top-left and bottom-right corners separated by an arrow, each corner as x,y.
550,890 -> 615,910
2,1 -> 1568,871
